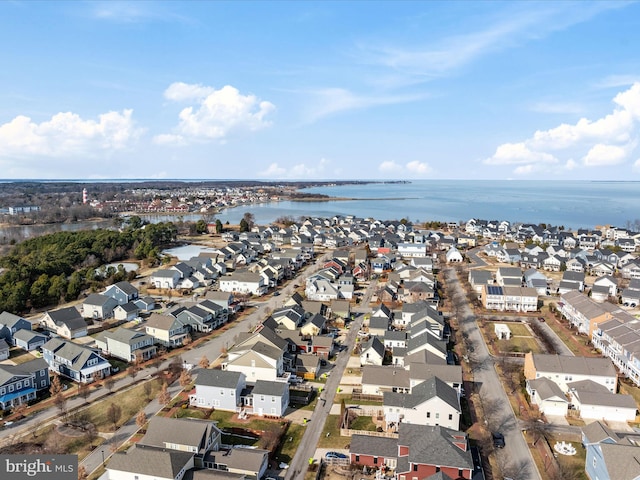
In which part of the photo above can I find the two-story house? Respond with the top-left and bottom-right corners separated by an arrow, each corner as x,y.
94,327 -> 157,362
145,313 -> 189,348
40,307 -> 87,339
42,337 -> 111,383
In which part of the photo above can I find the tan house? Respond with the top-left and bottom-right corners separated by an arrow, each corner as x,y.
145,313 -> 188,347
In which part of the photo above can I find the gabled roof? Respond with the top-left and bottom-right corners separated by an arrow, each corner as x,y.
139,417 -> 219,450
530,354 -> 617,377
252,379 -> 288,397
384,376 -> 459,411
107,444 -> 194,478
196,369 -> 244,389
0,311 -> 28,328
361,336 -> 385,358
146,313 -> 181,330
397,424 -> 472,471
45,307 -> 86,331
528,377 -> 567,402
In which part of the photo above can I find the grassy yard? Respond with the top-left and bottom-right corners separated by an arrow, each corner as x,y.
84,378 -> 163,432
318,414 -> 350,448
488,321 -> 531,337
274,423 -> 305,464
497,336 -> 542,354
349,415 -> 377,431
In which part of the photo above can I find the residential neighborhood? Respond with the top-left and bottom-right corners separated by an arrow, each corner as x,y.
2,214 -> 640,480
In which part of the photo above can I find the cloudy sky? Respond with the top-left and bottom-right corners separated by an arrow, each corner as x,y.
1,1 -> 640,180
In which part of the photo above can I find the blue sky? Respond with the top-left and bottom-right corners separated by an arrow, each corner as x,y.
1,1 -> 640,180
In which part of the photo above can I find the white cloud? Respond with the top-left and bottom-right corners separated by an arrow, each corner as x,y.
485,82 -> 640,171
0,109 -> 142,157
155,83 -> 275,145
304,88 -> 426,122
633,159 -> 640,172
378,160 -> 432,177
378,160 -> 403,173
485,142 -> 557,165
583,143 -> 628,166
259,158 -> 331,179
164,82 -> 215,101
359,2 -> 626,79
513,164 -> 536,176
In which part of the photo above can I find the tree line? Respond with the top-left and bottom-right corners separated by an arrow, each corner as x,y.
0,217 -> 177,314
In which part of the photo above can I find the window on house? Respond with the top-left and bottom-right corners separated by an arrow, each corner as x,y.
426,412 -> 430,418
413,464 -> 418,471
355,455 -> 359,462
435,466 -> 440,472
448,414 -> 453,420
435,413 -> 440,419
593,458 -> 597,468
459,469 -> 463,477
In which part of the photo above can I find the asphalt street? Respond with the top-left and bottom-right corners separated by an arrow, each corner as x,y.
445,266 -> 542,480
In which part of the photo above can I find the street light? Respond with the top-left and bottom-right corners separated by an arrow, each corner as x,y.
101,449 -> 105,466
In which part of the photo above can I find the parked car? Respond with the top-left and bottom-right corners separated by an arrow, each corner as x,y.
538,317 -> 545,322
325,451 -> 348,459
492,432 -> 505,448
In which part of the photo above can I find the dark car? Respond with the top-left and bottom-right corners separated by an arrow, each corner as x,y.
273,291 -> 280,296
492,432 -> 505,448
325,451 -> 348,459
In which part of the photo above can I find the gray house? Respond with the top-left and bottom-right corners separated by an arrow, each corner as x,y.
0,311 -> 32,345
104,281 -> 139,305
81,293 -> 119,320
94,327 -> 157,362
249,379 -> 289,417
189,369 -> 246,412
13,329 -> 48,352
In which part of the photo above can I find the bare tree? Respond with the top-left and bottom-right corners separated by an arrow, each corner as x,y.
77,465 -> 88,480
179,369 -> 192,390
106,403 -> 122,431
127,365 -> 138,380
78,382 -> 90,402
135,410 -> 147,430
50,373 -> 63,396
143,380 -> 153,400
104,377 -> 115,393
158,382 -> 171,405
198,355 -> 210,369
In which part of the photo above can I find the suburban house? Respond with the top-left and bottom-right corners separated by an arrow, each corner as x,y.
139,416 -> 222,458
149,269 -> 182,289
223,341 -> 285,382
106,444 -> 195,480
145,313 -> 189,348
189,369 -> 246,412
525,377 -> 569,417
566,380 -> 637,423
113,303 -> 140,322
247,379 -> 289,417
42,337 -> 112,383
0,311 -> 32,345
94,327 -> 157,362
218,270 -> 268,296
361,366 -> 410,395
349,424 -> 474,480
524,353 -> 618,393
0,339 -> 8,360
40,306 -> 87,339
582,421 -> 640,480
481,285 -> 538,312
559,290 -> 616,337
0,365 -> 34,409
360,336 -> 386,366
13,329 -> 48,352
103,281 -> 139,305
383,377 -> 461,430
82,293 -> 119,320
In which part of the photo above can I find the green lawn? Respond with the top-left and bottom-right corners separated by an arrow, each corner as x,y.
274,423 -> 305,464
349,415 -> 377,431
318,414 -> 350,448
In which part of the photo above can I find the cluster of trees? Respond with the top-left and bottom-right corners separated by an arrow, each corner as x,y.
0,218 -> 177,314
